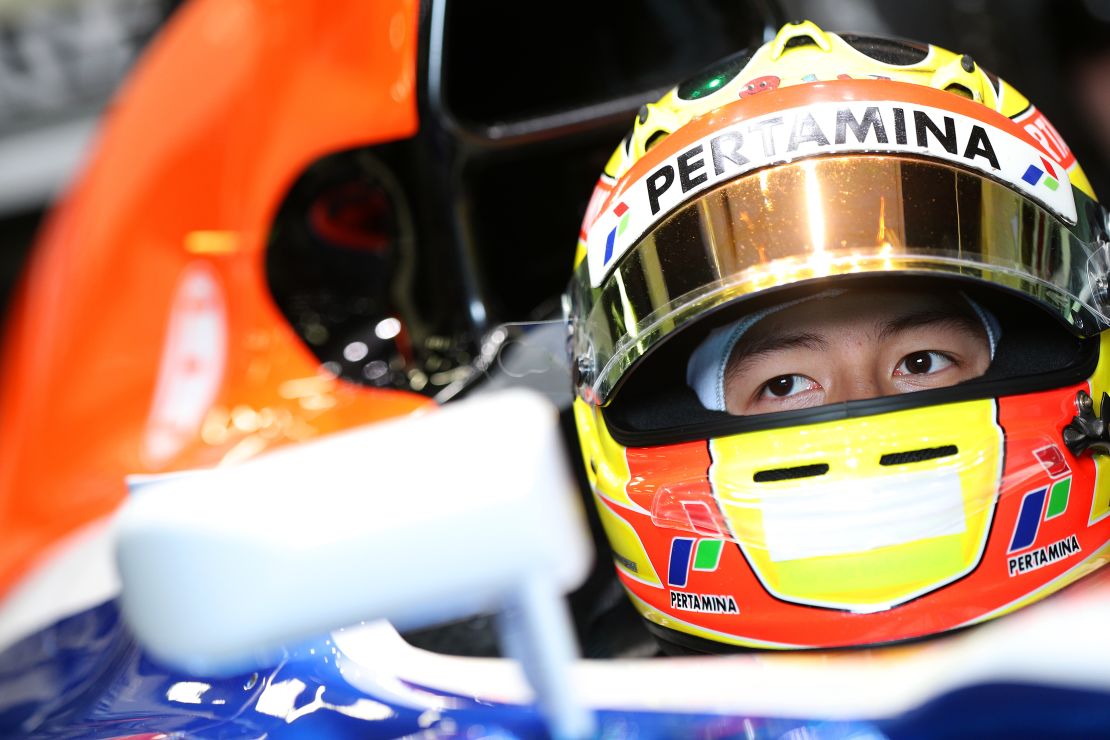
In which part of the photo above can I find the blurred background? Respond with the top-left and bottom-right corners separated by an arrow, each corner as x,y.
0,0 -> 1108,333
0,0 -> 177,316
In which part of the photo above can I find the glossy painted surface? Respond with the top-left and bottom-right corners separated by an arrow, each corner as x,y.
5,599 -> 1110,738
0,0 -> 430,598
0,600 -> 885,739
589,379 -> 1110,649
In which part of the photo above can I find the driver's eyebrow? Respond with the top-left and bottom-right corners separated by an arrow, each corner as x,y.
876,309 -> 983,343
726,331 -> 828,376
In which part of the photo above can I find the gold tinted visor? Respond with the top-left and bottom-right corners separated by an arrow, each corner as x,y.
569,155 -> 1110,403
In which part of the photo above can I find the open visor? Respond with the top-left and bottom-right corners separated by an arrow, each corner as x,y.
569,155 -> 1110,404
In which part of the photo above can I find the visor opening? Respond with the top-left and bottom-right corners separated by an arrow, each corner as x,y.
599,275 -> 1100,448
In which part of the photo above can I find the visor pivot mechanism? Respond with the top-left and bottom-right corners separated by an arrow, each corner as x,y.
572,356 -> 594,390
1087,239 -> 1110,315
1063,390 -> 1110,457
571,357 -> 584,386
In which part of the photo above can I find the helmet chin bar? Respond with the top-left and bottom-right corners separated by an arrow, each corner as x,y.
1064,390 -> 1110,457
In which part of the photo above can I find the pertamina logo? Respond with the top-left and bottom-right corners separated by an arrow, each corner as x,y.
1021,156 -> 1062,193
603,202 -> 630,265
668,536 -> 724,587
667,537 -> 739,614
1007,470 -> 1082,577
587,99 -> 1078,287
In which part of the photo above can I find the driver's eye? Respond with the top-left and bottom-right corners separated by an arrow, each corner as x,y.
895,351 -> 954,376
766,375 -> 795,396
760,374 -> 818,398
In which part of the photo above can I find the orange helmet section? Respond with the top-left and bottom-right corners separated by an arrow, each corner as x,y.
0,0 -> 428,597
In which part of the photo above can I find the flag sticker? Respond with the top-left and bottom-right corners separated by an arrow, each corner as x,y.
1021,157 -> 1061,192
1009,476 -> 1073,552
680,499 -> 723,537
668,537 -> 725,586
603,202 -> 631,264
1033,444 -> 1071,479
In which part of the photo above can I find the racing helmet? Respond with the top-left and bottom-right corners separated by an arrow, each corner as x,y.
566,21 -> 1110,651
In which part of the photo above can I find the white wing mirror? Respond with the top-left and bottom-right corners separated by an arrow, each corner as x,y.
116,389 -> 595,737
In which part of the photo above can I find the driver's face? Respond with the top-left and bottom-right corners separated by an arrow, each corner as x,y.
723,291 -> 992,416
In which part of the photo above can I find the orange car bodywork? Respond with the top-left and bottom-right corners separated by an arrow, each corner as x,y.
0,0 -> 430,597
